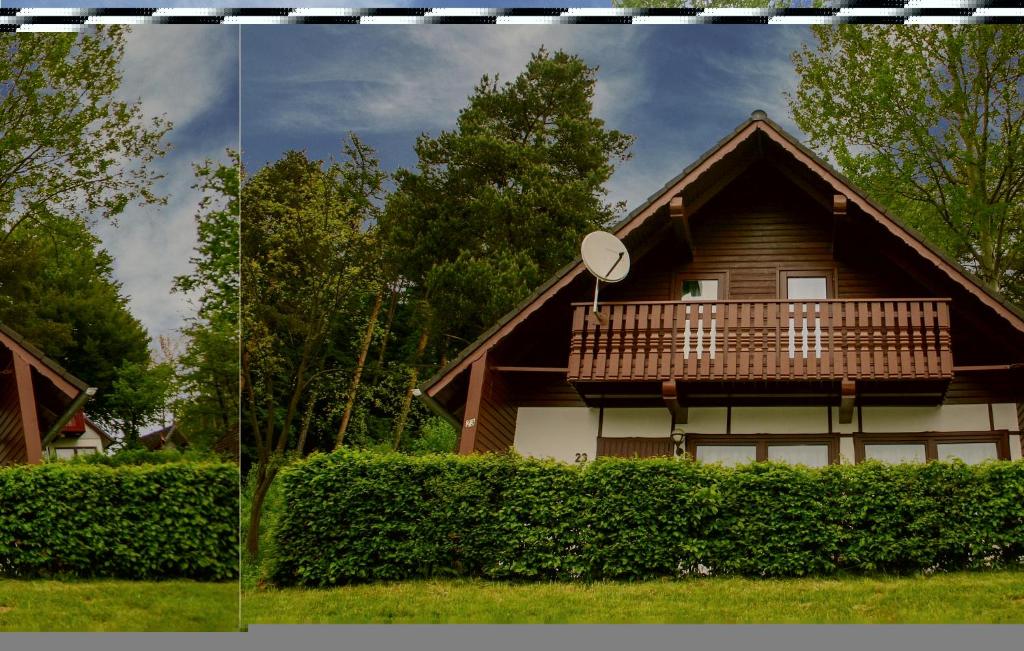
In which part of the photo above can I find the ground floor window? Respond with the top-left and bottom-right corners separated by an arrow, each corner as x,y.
686,431 -> 1011,466
686,434 -> 837,466
854,432 -> 1009,464
50,446 -> 99,459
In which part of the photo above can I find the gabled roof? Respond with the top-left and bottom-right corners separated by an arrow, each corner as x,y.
420,110 -> 1024,402
85,416 -> 115,449
140,423 -> 189,451
0,321 -> 90,397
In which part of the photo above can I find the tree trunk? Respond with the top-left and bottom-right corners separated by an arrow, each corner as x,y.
295,386 -> 318,456
336,289 -> 384,448
392,325 -> 429,450
376,283 -> 400,367
245,461 -> 280,558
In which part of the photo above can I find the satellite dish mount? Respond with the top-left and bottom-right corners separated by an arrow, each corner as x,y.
580,231 -> 630,324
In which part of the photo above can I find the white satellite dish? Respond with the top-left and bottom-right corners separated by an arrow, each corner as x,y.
581,231 -> 630,319
581,231 -> 630,283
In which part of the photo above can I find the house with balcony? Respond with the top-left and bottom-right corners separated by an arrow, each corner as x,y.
0,322 -> 96,464
418,111 -> 1024,466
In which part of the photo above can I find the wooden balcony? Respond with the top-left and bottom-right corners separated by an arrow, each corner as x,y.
567,299 -> 953,383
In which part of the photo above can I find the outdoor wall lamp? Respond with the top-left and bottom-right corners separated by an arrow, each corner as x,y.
670,429 -> 685,456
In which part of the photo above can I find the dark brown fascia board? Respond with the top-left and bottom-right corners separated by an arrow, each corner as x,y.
0,321 -> 90,395
419,112 -> 1024,407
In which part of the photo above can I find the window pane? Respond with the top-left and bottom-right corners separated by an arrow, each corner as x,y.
696,445 -> 756,466
787,277 -> 827,300
864,443 -> 927,464
54,448 -> 75,460
936,442 -> 998,464
767,444 -> 829,467
681,279 -> 718,300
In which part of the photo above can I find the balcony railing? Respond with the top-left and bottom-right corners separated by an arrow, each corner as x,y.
567,299 -> 953,383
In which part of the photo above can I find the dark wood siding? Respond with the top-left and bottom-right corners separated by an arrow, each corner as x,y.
597,436 -> 674,458
603,164 -> 930,305
0,369 -> 27,465
945,371 -> 1021,404
457,162 -> 1023,433
504,373 -> 584,407
473,367 -> 516,453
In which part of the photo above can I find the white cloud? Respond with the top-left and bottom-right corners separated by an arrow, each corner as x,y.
255,26 -> 651,138
96,26 -> 237,351
696,29 -> 807,137
119,25 -> 238,129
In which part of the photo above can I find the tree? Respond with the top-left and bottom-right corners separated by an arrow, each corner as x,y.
172,154 -> 240,451
102,359 -> 175,449
242,138 -> 386,557
0,218 -> 151,422
0,27 -> 171,252
380,48 -> 634,444
789,26 -> 1024,302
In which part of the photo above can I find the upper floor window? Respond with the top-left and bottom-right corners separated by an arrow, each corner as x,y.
787,277 -> 827,300
676,272 -> 727,301
681,279 -> 719,301
781,270 -> 834,300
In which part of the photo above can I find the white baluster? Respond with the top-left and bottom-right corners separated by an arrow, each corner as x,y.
696,304 -> 705,359
814,315 -> 822,358
801,305 -> 809,358
683,305 -> 691,358
709,304 -> 717,359
788,305 -> 796,359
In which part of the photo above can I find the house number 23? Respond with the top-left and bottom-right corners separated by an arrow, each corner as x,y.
574,452 -> 588,463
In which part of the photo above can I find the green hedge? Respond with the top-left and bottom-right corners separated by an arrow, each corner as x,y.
0,463 -> 238,581
267,450 -> 1024,586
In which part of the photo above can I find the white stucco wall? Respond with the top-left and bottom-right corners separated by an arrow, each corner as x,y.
513,407 -> 599,463
684,407 -> 729,433
860,404 -> 992,433
601,408 -> 670,438
48,425 -> 105,458
730,406 -> 828,434
830,407 -> 860,434
511,404 -> 1019,463
992,403 -> 1021,431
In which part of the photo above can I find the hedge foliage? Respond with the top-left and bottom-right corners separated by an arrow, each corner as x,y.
0,463 -> 238,581
267,450 -> 1024,586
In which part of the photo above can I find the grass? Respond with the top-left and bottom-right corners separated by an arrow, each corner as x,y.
242,571 -> 1024,624
0,579 -> 238,631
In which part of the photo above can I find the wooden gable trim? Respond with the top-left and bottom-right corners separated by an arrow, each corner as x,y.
422,113 -> 1024,403
456,351 -> 488,454
0,326 -> 88,399
12,354 -> 43,464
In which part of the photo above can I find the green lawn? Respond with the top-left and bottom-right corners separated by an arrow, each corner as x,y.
242,572 -> 1024,624
0,579 -> 238,631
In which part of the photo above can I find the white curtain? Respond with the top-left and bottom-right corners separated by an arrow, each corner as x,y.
767,444 -> 829,467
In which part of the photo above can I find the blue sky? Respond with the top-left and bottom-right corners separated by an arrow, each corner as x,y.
241,24 -> 811,216
9,1 -> 617,6
95,26 -> 238,354
32,22 -> 813,357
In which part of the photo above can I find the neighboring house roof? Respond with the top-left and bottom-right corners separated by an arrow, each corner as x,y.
139,423 -> 189,451
212,429 -> 239,458
419,110 -> 1024,407
85,416 -> 115,450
